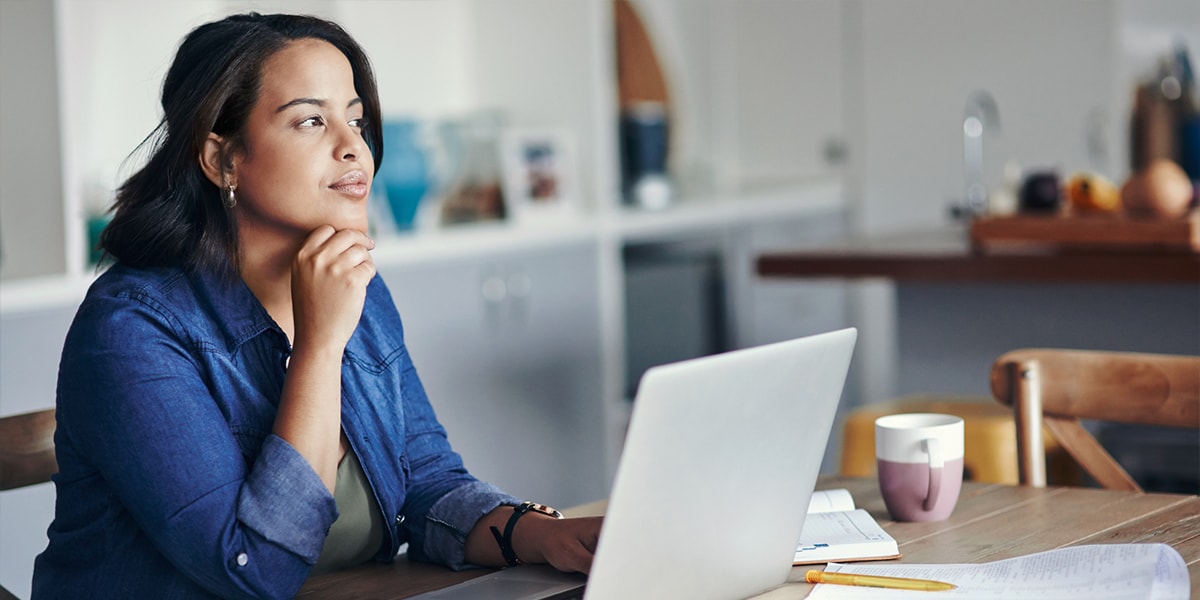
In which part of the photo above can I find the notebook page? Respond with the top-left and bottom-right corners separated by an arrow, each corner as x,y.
795,509 -> 899,564
808,488 -> 857,514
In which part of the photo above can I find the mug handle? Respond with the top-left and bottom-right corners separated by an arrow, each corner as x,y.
922,438 -> 944,511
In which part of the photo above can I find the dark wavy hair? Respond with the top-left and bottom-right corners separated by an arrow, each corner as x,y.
99,13 -> 383,276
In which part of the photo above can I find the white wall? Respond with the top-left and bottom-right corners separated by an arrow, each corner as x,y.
332,0 -> 476,118
633,0 -> 846,192
0,0 -> 65,280
858,0 -> 1118,234
56,0 -> 221,207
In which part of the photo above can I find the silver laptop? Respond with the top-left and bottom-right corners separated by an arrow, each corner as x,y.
414,328 -> 857,600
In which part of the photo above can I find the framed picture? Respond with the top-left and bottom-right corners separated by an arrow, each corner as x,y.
500,129 -> 579,220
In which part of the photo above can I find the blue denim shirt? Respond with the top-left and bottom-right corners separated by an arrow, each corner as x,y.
33,264 -> 518,599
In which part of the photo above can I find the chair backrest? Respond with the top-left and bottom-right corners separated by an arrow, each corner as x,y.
990,349 -> 1200,491
0,408 -> 58,491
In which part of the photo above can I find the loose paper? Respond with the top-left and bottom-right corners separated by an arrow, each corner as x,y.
805,543 -> 1189,600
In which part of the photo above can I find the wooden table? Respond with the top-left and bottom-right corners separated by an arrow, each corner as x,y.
298,476 -> 1200,598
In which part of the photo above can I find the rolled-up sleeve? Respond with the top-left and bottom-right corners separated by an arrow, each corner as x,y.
420,480 -> 519,569
240,435 -> 338,561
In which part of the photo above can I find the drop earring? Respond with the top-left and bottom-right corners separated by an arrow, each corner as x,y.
225,184 -> 237,208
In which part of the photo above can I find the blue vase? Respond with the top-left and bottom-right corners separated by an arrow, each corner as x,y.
379,120 -> 429,231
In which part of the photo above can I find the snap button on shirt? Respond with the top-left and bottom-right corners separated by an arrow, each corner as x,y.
236,553 -> 248,567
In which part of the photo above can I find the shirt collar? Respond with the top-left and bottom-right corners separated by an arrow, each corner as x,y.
188,267 -> 286,354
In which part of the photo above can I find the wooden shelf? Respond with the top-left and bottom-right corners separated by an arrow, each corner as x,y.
969,214 -> 1200,253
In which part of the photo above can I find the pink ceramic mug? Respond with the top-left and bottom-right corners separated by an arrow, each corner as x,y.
875,413 -> 964,522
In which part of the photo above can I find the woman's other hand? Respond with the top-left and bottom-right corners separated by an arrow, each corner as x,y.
466,508 -> 603,574
517,516 -> 603,575
290,225 -> 376,350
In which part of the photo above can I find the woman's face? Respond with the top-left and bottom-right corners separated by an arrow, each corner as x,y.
231,38 -> 373,240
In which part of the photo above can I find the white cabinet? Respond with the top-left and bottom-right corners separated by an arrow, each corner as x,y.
0,305 -> 77,417
726,212 -> 850,350
378,241 -> 606,508
0,304 -> 78,598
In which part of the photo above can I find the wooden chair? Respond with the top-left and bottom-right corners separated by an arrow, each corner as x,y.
0,408 -> 58,491
990,349 -> 1200,491
842,394 -> 1029,484
0,407 -> 57,599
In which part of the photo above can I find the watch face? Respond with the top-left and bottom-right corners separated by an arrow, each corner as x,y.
523,502 -> 564,519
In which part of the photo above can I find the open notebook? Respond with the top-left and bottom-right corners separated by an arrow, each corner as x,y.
794,488 -> 900,565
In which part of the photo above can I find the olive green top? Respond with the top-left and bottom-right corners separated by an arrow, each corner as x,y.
312,448 -> 385,575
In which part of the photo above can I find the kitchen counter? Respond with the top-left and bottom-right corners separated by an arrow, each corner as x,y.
756,227 -> 1200,283
754,226 -> 1199,487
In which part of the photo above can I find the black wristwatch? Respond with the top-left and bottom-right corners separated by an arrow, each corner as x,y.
490,501 -> 564,567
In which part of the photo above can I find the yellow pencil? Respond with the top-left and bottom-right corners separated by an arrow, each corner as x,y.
805,569 -> 957,592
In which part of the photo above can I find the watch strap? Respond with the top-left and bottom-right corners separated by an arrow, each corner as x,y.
489,501 -> 563,567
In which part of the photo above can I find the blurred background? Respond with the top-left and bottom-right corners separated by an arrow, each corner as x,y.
2,1 -> 1198,596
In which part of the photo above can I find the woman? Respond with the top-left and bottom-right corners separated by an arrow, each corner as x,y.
33,13 -> 600,599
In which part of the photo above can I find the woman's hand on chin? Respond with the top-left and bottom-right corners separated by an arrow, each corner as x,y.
290,225 -> 376,351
